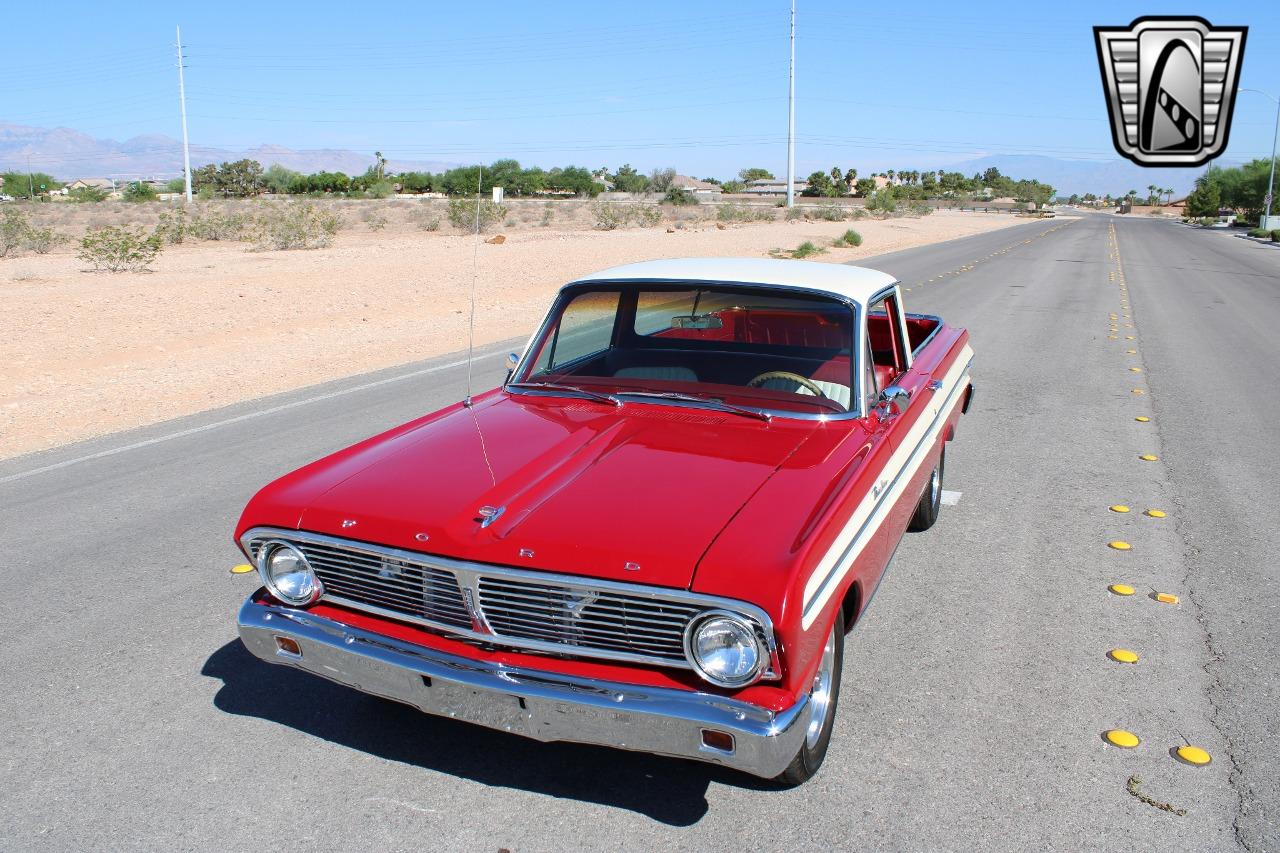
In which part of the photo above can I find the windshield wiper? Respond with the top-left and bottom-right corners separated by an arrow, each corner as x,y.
616,390 -> 771,422
506,381 -> 621,406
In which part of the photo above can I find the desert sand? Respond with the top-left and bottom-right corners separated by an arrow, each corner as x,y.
0,209 -> 1024,459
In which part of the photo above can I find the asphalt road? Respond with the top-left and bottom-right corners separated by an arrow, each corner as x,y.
2,214 -> 1276,851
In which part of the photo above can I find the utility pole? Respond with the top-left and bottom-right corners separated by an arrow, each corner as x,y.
27,154 -> 34,200
176,25 -> 193,203
785,0 -> 796,208
1242,88 -> 1279,229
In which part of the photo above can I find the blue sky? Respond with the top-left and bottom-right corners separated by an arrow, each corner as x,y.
3,1 -> 1278,179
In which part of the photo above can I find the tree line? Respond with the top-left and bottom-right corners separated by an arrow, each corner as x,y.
187,157 -> 603,199
1183,159 -> 1276,222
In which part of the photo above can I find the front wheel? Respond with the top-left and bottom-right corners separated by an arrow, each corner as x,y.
773,609 -> 844,786
908,446 -> 945,531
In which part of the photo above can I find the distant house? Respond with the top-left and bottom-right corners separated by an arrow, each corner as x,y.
64,178 -> 116,192
743,178 -> 808,196
671,175 -> 721,197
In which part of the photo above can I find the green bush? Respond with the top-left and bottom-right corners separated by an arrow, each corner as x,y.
250,203 -> 340,250
908,201 -> 933,216
1272,229 -> 1280,242
784,206 -> 805,221
23,224 -> 65,254
813,203 -> 848,221
363,210 -> 388,231
77,225 -> 163,272
866,193 -> 897,214
1,209 -> 31,257
540,201 -> 555,227
417,211 -> 441,231
663,187 -> 698,206
832,229 -> 863,248
156,208 -> 190,244
447,198 -> 508,231
1247,227 -> 1269,238
771,240 -> 825,259
1197,217 -> 1216,226
122,182 -> 158,203
67,186 -> 108,203
716,203 -> 774,223
188,209 -> 247,241
592,202 -> 662,230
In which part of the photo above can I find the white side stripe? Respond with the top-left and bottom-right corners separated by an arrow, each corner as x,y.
800,345 -> 973,628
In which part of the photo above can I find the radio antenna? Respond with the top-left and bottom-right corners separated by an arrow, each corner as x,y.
463,163 -> 484,408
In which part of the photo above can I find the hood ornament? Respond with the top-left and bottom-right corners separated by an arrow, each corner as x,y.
477,505 -> 505,528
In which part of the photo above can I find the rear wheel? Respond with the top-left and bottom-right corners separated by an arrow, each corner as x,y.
908,447 -> 945,531
773,609 -> 844,787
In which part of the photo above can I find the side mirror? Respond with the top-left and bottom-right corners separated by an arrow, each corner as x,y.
505,352 -> 520,382
876,385 -> 911,418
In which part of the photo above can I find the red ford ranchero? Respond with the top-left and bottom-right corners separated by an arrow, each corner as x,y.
233,257 -> 973,784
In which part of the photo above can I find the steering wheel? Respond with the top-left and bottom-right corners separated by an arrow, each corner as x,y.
747,370 -> 827,398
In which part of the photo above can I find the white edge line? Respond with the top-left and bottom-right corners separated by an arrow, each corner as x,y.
0,349 -> 510,486
940,490 -> 963,506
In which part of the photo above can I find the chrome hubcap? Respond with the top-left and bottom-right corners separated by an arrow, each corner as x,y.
805,626 -> 837,750
929,464 -> 941,506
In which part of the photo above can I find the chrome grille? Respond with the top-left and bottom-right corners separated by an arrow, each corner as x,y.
299,541 -> 473,630
477,576 -> 698,662
243,528 -> 775,674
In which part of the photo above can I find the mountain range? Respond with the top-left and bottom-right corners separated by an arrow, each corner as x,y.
0,122 -> 457,179
1,121 -> 1225,198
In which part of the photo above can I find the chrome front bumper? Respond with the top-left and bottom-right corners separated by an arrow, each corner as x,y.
237,593 -> 809,778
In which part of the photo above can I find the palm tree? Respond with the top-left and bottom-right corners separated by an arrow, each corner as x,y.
887,169 -> 896,184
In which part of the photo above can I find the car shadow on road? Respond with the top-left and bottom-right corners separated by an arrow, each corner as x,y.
202,640 -> 773,826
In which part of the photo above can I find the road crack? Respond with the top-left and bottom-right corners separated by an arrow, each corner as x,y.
1126,775 -> 1187,817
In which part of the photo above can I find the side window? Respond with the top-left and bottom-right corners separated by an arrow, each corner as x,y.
531,290 -> 620,373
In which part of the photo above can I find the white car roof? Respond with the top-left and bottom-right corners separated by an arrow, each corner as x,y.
570,257 -> 898,308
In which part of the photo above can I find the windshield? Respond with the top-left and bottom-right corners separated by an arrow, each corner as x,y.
513,283 -> 858,414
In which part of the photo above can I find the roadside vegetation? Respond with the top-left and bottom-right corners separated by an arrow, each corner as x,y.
770,240 -> 825,260
832,229 -> 863,248
1184,160 -> 1278,225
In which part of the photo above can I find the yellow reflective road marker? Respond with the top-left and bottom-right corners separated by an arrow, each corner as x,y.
1145,509 -> 1167,518
1109,335 -> 1120,340
1109,540 -> 1133,551
1110,505 -> 1131,513
1175,745 -> 1211,766
1126,349 -> 1138,354
1110,583 -> 1136,596
1155,592 -> 1180,604
1135,416 -> 1150,422
1140,454 -> 1159,461
231,564 -> 255,575
1129,367 -> 1142,373
1109,648 -> 1140,664
1105,729 -> 1141,748
1132,389 -> 1145,395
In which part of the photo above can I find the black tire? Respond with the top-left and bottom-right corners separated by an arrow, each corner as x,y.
908,446 -> 944,532
773,608 -> 844,787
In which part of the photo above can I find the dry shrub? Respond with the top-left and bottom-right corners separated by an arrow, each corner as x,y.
77,225 -> 163,272
250,202 -> 340,250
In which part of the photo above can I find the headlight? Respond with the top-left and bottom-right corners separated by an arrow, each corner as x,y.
259,541 -> 322,606
686,611 -> 763,687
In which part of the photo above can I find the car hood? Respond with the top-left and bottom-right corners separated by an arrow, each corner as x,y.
285,394 -> 818,589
